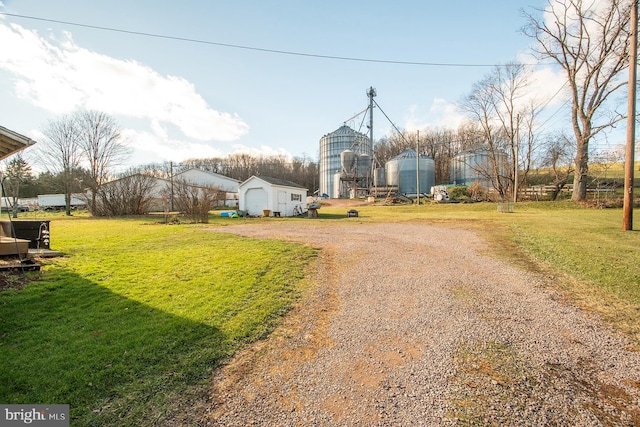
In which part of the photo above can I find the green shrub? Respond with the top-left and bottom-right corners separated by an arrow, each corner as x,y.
449,186 -> 469,200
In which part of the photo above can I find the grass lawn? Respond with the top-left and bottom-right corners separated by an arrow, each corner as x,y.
492,203 -> 640,341
1,201 -> 639,425
0,215 -> 317,426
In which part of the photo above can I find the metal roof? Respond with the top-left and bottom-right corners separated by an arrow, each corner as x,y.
251,176 -> 307,189
323,125 -> 368,138
390,149 -> 432,160
0,126 -> 36,160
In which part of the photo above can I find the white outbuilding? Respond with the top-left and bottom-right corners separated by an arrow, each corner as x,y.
174,168 -> 240,207
173,168 -> 240,192
239,176 -> 308,217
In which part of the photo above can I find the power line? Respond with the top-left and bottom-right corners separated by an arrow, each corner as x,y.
531,81 -> 571,132
1,12 -> 542,68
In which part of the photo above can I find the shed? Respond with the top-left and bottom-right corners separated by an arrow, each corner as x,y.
239,176 -> 308,217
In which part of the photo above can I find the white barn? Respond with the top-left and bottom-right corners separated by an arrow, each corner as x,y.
239,176 -> 307,217
174,168 -> 240,192
174,168 -> 240,207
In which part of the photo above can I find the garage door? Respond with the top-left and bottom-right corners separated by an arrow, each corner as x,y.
245,188 -> 268,215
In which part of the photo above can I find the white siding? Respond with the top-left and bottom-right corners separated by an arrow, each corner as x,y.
239,176 -> 308,217
244,187 -> 268,215
174,169 -> 240,193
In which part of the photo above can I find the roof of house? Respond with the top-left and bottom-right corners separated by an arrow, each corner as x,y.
0,126 -> 36,161
243,175 -> 307,189
175,168 -> 241,183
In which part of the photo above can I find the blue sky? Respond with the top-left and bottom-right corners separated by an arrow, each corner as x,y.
0,0 -> 576,170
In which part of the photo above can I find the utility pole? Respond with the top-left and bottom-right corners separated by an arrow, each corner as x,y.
514,115 -> 520,204
416,130 -> 420,205
624,0 -> 637,231
170,161 -> 175,212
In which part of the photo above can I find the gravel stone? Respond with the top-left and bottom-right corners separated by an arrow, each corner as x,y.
195,222 -> 640,426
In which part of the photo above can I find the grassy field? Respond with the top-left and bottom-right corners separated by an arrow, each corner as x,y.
0,215 -> 317,425
1,201 -> 639,425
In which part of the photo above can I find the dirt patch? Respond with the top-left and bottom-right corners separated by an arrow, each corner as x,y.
0,271 -> 33,291
317,198 -> 372,208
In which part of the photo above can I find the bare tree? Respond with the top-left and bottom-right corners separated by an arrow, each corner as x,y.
460,77 -> 508,197
540,132 -> 576,200
518,102 -> 542,189
455,122 -> 486,151
171,179 -> 221,223
93,171 -> 158,216
590,144 -> 626,189
40,114 -> 83,216
373,130 -> 416,168
459,62 -> 539,199
420,127 -> 458,184
225,153 -> 260,180
373,136 -> 397,167
182,157 -> 226,174
76,110 -> 130,213
523,0 -> 633,201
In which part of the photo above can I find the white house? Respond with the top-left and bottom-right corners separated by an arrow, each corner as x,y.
239,176 -> 308,217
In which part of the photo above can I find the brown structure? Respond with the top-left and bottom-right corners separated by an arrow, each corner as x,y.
0,126 -> 36,160
0,125 -> 36,256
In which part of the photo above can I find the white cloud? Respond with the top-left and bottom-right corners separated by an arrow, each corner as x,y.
526,66 -> 567,106
403,98 -> 465,131
230,144 -> 292,158
0,22 -> 249,142
120,128 -> 227,167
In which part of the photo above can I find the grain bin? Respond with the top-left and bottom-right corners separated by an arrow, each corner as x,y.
450,148 -> 508,187
357,153 -> 371,179
373,167 -> 386,187
340,149 -> 356,174
319,125 -> 372,198
385,149 -> 435,195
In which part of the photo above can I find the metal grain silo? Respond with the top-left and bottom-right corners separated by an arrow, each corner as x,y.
319,125 -> 372,198
356,153 -> 371,179
373,167 -> 386,187
450,148 -> 508,187
341,149 -> 356,174
385,149 -> 435,195
333,171 -> 343,198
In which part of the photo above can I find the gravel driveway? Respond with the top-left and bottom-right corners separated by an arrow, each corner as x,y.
199,221 -> 640,426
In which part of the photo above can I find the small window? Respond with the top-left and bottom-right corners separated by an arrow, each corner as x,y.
291,193 -> 301,201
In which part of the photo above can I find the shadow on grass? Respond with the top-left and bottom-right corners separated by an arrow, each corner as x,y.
0,269 -> 228,426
